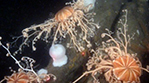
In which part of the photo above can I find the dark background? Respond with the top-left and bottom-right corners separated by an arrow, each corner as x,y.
0,0 -> 70,81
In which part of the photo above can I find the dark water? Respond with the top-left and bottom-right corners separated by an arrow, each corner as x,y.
0,0 -> 70,81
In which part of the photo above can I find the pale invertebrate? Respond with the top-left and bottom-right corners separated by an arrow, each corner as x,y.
37,68 -> 52,82
37,68 -> 48,78
73,10 -> 149,83
83,0 -> 96,10
49,44 -> 68,67
15,0 -> 99,54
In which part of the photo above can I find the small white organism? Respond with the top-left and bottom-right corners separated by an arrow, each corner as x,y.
37,68 -> 48,79
84,0 -> 96,10
49,44 -> 68,67
37,68 -> 56,82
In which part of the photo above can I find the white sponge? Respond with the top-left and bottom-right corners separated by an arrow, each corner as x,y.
84,0 -> 96,10
49,44 -> 68,67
